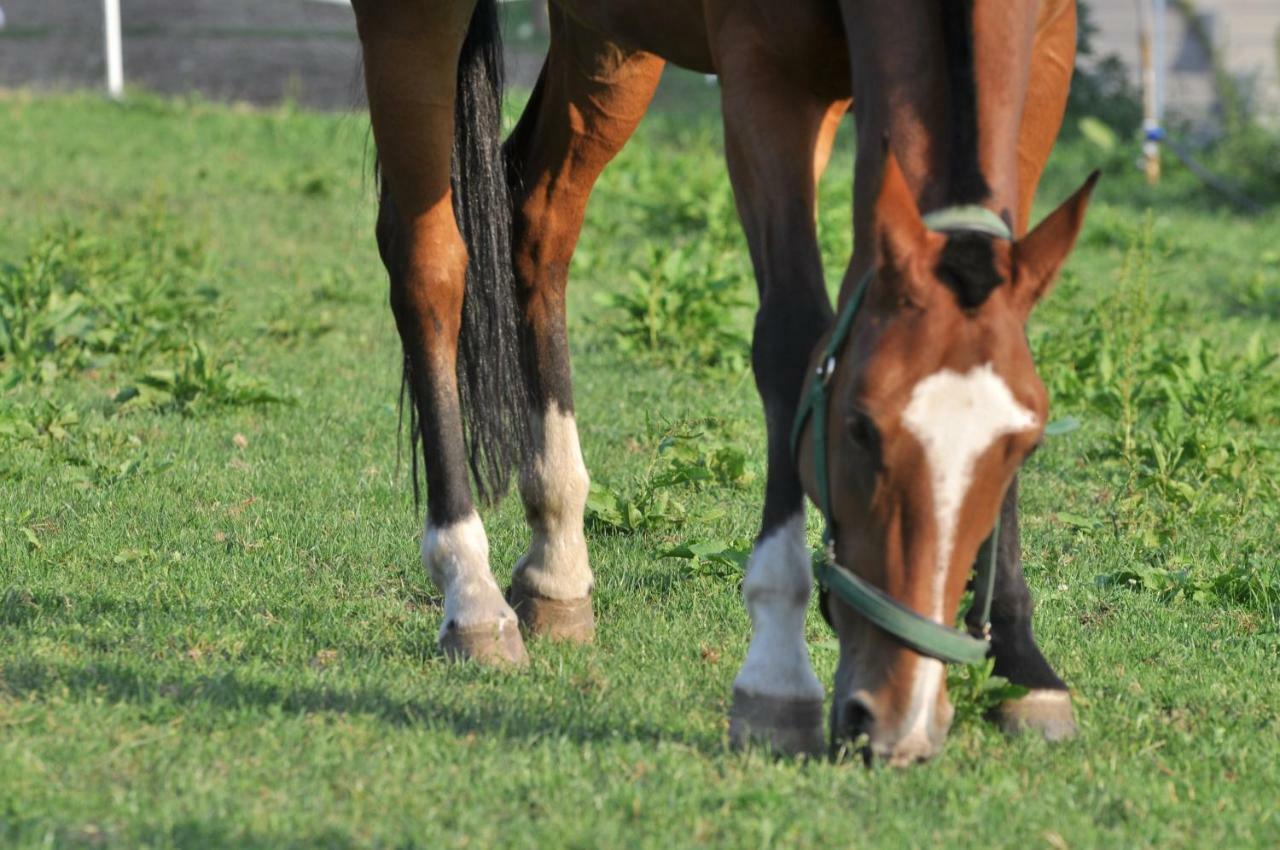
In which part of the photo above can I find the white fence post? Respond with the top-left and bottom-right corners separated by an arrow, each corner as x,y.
104,0 -> 124,99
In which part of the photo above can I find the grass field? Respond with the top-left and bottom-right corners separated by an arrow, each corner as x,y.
1,80 -> 1278,849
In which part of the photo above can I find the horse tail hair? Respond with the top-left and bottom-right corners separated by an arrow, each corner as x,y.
449,0 -> 531,504
386,0 -> 531,508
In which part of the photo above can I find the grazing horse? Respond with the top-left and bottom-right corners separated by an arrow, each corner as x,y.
353,0 -> 1096,764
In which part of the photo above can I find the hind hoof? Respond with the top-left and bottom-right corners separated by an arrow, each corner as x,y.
438,619 -> 529,667
996,688 -> 1077,741
507,584 -> 595,643
729,688 -> 824,758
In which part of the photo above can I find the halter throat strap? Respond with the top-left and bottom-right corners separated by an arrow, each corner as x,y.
791,205 -> 1012,667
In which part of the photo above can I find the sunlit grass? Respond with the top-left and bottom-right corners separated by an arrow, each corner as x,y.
0,87 -> 1277,848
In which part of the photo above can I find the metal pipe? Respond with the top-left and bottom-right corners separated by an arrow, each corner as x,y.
1137,0 -> 1162,183
104,0 -> 124,99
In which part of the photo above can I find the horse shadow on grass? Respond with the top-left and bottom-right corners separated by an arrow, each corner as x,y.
3,817 -> 365,850
1,585 -> 726,753
2,654 -> 724,752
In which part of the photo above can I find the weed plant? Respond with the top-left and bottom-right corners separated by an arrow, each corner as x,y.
0,90 -> 1276,848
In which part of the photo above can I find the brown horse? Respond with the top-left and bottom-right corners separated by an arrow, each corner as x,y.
352,0 -> 1095,765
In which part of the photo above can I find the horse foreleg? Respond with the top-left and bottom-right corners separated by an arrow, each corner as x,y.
966,479 -> 1077,739
1015,0 -> 1077,235
718,43 -> 848,756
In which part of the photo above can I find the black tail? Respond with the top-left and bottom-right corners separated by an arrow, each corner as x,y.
390,0 -> 531,506
449,0 -> 531,503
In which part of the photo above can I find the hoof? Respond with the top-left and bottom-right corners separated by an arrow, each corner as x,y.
438,619 -> 529,667
729,688 -> 824,758
507,584 -> 595,643
996,688 -> 1077,741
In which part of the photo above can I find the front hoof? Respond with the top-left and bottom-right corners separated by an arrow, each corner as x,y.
507,584 -> 595,644
729,688 -> 824,758
439,619 -> 529,667
995,688 -> 1077,741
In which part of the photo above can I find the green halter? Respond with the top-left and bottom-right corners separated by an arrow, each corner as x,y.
791,206 -> 1013,666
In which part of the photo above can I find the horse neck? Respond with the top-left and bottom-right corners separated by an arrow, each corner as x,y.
845,1 -> 1039,289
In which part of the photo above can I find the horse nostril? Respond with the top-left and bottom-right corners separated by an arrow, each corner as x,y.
833,698 -> 876,764
845,698 -> 874,739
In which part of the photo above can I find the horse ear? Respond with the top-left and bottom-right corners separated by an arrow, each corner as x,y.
1012,171 -> 1099,313
875,149 -> 928,273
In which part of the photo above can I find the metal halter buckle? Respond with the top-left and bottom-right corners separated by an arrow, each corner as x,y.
817,356 -> 836,385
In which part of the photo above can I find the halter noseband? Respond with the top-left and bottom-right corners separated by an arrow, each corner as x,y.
791,205 -> 1012,666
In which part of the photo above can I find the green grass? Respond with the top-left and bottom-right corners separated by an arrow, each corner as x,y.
1,82 -> 1278,849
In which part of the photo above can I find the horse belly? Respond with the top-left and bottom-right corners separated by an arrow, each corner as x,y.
554,0 -> 717,73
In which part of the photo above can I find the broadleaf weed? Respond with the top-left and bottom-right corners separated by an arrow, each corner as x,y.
1035,214 -> 1280,617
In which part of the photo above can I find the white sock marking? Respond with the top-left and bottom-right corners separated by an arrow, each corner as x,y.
423,512 -> 517,640
733,514 -> 824,702
514,406 -> 593,600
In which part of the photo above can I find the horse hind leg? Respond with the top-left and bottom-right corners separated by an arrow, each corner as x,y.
357,0 -> 526,665
503,16 -> 665,641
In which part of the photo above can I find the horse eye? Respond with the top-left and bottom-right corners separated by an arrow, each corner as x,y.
846,410 -> 880,454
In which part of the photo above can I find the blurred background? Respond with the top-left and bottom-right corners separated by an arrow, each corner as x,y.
1,1 -> 1276,200
0,0 -> 366,109
0,0 -> 556,110
0,1 -> 1275,121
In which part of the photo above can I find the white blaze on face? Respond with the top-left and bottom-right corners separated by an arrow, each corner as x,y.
901,362 -> 1038,620
890,363 -> 1037,746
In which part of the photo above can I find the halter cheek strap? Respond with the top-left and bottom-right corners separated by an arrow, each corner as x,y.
791,206 -> 1012,667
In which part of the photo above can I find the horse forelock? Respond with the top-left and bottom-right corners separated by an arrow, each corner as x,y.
935,232 -> 1002,310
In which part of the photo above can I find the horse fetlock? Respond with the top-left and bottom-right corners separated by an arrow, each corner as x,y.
734,513 -> 823,706
741,515 -> 813,602
513,404 -> 593,604
423,514 -> 527,665
512,533 -> 593,601
422,513 -> 491,593
519,406 -> 590,518
509,524 -> 594,642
